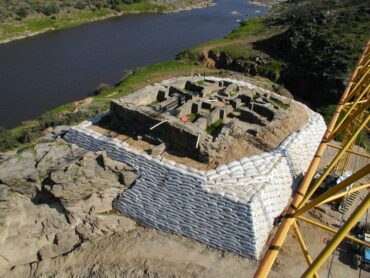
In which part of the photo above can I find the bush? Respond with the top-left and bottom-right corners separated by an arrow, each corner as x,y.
74,2 -> 86,10
40,4 -> 60,16
317,105 -> 336,124
15,7 -> 28,20
0,127 -> 18,152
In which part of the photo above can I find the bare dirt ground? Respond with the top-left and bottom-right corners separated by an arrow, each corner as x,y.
12,201 -> 367,277
13,218 -> 258,277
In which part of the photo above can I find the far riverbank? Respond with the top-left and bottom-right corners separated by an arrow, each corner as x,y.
0,0 -> 213,44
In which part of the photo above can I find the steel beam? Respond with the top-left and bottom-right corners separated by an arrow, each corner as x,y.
294,164 -> 370,216
297,216 -> 370,248
292,221 -> 318,278
327,143 -> 370,159
299,113 -> 370,208
302,193 -> 370,277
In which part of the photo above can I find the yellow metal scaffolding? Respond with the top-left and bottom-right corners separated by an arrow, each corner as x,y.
254,40 -> 370,278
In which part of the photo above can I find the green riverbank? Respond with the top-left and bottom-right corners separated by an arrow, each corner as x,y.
0,0 -> 212,44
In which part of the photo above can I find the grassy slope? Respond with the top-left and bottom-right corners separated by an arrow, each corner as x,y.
178,17 -> 287,82
180,0 -> 370,107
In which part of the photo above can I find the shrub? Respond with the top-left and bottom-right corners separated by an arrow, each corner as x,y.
15,7 -> 28,20
0,127 -> 18,152
74,2 -> 86,10
40,4 -> 60,16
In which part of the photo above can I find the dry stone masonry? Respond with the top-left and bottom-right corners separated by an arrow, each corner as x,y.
64,76 -> 326,259
110,76 -> 295,164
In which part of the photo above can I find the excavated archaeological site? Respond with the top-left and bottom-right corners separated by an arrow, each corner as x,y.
65,76 -> 326,259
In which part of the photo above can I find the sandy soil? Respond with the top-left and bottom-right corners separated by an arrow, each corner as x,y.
10,214 -> 258,277
13,202 -> 367,277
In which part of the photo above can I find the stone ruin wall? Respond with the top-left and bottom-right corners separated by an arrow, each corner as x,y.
110,101 -> 204,161
64,77 -> 326,259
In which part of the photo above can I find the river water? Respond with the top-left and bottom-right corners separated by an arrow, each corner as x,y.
0,0 -> 268,128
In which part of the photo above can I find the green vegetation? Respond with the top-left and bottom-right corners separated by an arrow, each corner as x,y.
179,0 -> 369,108
187,113 -> 201,123
178,17 -> 269,61
226,17 -> 265,40
262,0 -> 370,105
270,97 -> 289,110
148,100 -> 160,107
115,1 -> 166,13
253,92 -> 261,100
0,127 -> 18,152
229,90 -> 237,97
206,119 -> 223,136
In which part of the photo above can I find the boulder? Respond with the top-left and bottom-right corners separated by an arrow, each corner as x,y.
149,143 -> 166,156
0,196 -> 68,269
36,139 -> 88,175
38,230 -> 80,261
0,150 -> 40,198
44,151 -> 137,218
53,125 -> 71,136
121,171 -> 139,187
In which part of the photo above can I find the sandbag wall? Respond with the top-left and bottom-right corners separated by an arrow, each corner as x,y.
64,78 -> 326,259
64,125 -> 259,257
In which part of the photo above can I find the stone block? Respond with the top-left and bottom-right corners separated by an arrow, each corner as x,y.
191,102 -> 200,114
185,81 -> 204,93
239,94 -> 252,105
157,90 -> 168,102
169,86 -> 193,101
230,98 -> 242,109
201,101 -> 213,110
208,108 -> 222,125
220,108 -> 228,120
253,103 -> 275,121
239,108 -> 266,126
177,100 -> 193,117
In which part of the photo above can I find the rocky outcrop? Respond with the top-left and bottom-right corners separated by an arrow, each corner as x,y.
0,136 -> 138,276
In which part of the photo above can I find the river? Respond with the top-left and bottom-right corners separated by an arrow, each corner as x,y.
0,0 -> 268,128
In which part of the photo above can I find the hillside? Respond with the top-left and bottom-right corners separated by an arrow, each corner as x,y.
179,0 -> 370,109
0,0 -> 212,42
